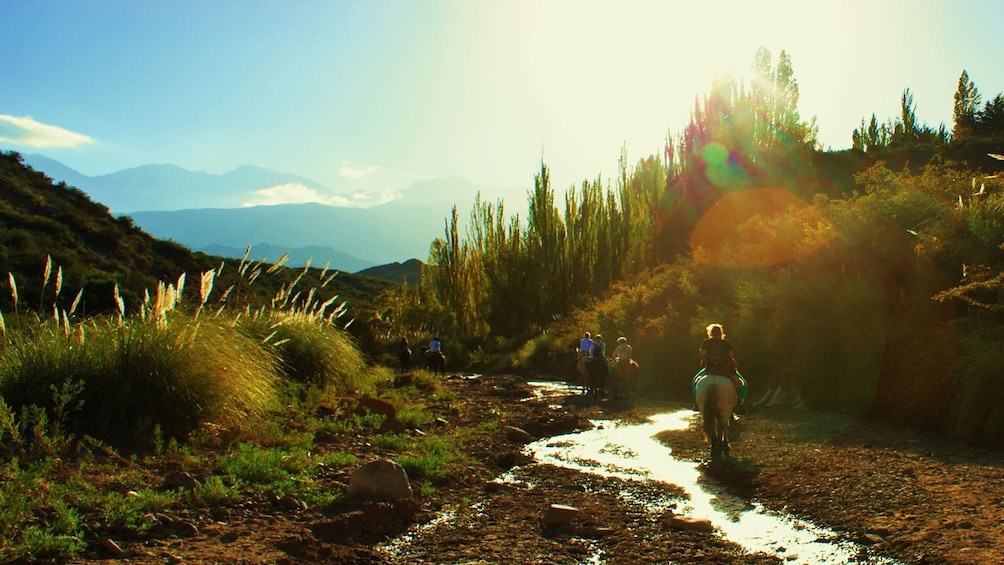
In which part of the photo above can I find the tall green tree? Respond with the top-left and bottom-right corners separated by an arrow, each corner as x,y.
953,70 -> 981,140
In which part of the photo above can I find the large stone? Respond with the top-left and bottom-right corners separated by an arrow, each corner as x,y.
379,418 -> 408,434
354,397 -> 396,419
348,459 -> 413,501
667,515 -> 714,532
503,425 -> 535,444
543,503 -> 579,526
163,471 -> 199,490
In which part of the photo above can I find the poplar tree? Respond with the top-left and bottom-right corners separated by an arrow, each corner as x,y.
953,70 -> 981,140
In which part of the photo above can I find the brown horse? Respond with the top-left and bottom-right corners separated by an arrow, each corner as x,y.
613,359 -> 640,399
424,349 -> 446,376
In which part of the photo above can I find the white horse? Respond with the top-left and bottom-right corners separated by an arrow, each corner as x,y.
695,373 -> 738,458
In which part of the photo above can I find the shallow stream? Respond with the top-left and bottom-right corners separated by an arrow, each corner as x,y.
385,380 -> 900,564
526,407 -> 897,564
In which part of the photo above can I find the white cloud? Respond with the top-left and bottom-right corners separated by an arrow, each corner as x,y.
0,115 -> 95,148
241,183 -> 399,208
339,162 -> 381,179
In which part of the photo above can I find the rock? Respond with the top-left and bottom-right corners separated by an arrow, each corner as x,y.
314,429 -> 338,444
379,418 -> 408,434
354,397 -> 396,419
503,425 -> 535,444
543,503 -> 579,526
101,538 -> 124,557
274,494 -> 307,511
162,471 -> 199,490
520,412 -> 579,437
348,459 -> 414,501
667,515 -> 714,532
314,404 -> 337,418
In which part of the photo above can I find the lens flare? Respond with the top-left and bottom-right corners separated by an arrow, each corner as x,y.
689,188 -> 835,269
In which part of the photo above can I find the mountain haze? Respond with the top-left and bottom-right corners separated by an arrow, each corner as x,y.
21,154 -> 331,213
20,155 -> 528,270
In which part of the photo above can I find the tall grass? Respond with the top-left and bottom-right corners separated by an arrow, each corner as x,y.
945,327 -> 1004,445
238,311 -> 367,394
0,251 -> 376,450
0,311 -> 278,445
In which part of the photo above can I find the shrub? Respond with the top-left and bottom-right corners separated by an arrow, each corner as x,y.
237,312 -> 367,394
0,313 -> 279,446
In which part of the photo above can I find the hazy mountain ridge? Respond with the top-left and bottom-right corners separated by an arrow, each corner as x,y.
0,151 -> 403,317
22,154 -> 332,213
197,243 -> 377,274
20,155 -> 528,271
356,259 -> 423,285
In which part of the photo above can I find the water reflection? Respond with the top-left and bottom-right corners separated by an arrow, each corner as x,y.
525,408 -> 898,564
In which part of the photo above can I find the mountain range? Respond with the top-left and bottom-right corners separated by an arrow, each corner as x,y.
20,154 -> 528,272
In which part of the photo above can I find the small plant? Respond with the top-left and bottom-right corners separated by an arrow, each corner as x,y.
99,489 -> 173,535
317,449 -> 357,468
189,475 -> 237,507
397,436 -> 460,480
373,432 -> 410,452
395,406 -> 431,430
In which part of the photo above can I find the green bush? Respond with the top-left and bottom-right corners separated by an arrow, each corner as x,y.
238,312 -> 367,394
0,313 -> 279,446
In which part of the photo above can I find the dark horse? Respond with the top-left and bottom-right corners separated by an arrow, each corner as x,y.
695,372 -> 738,459
398,345 -> 412,372
424,349 -> 446,376
584,357 -> 609,399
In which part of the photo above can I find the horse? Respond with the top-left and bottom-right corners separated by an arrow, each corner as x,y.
575,353 -> 590,393
398,346 -> 412,372
424,349 -> 446,376
584,357 -> 609,400
695,372 -> 738,459
613,359 -> 640,399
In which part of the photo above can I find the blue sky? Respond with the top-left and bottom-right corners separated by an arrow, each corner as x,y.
2,0 -> 1003,206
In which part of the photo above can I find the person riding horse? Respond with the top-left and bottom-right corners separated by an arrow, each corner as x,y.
425,336 -> 446,376
397,337 -> 412,372
586,334 -> 610,399
611,336 -> 639,400
694,323 -> 747,414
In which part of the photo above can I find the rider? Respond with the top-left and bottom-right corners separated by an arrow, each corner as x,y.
611,336 -> 634,399
591,333 -> 606,360
694,323 -> 747,413
612,336 -> 632,367
398,337 -> 412,371
429,336 -> 442,354
578,332 -> 594,358
577,331 -> 594,373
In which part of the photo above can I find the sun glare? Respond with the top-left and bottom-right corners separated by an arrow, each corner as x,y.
689,188 -> 835,269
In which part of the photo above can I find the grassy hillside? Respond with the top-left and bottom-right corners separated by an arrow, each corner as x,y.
0,151 -> 399,353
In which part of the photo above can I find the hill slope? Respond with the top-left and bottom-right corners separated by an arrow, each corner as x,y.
0,151 -> 398,326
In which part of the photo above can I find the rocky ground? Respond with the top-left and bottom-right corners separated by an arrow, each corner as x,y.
67,374 -> 1004,564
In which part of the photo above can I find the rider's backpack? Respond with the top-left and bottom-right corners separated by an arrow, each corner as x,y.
705,341 -> 729,373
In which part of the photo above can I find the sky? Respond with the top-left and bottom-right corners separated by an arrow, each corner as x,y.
2,0 -> 1003,207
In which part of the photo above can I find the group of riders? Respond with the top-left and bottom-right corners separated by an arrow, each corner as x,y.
576,332 -> 637,400
578,323 -> 748,414
397,336 -> 445,374
394,323 -> 749,414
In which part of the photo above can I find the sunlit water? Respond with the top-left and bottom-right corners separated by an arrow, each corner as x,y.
524,394 -> 899,564
383,379 -> 899,564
